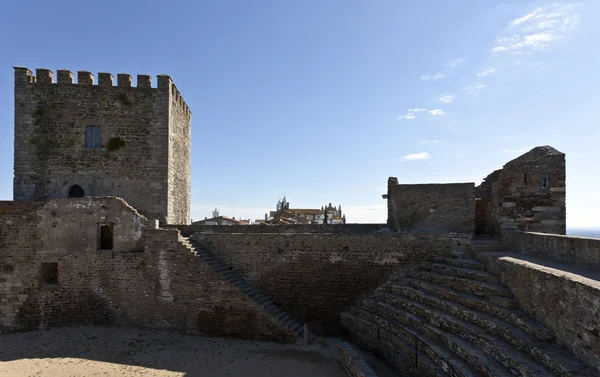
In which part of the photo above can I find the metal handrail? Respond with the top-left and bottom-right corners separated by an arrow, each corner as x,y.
349,304 -> 459,377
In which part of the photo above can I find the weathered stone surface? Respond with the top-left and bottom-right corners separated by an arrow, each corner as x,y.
502,231 -> 600,267
12,67 -> 191,225
177,223 -> 392,235
336,342 -> 379,377
190,232 -> 469,336
474,146 -> 566,236
343,247 -> 598,376
480,251 -> 600,371
0,198 -> 294,343
386,179 -> 475,234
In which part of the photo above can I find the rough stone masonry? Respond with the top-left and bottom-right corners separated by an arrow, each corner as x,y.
12,68 -> 191,225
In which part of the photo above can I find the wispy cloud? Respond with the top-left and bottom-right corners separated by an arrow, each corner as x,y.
428,109 -> 445,116
448,57 -> 467,67
477,67 -> 496,77
420,72 -> 445,81
491,3 -> 581,55
438,94 -> 455,104
398,108 -> 427,120
464,82 -> 486,95
419,139 -> 441,144
401,152 -> 430,162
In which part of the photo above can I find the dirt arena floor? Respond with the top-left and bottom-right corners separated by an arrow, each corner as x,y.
0,326 -> 397,377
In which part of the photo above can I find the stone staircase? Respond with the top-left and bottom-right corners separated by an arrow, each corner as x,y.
342,242 -> 596,377
179,236 -> 315,344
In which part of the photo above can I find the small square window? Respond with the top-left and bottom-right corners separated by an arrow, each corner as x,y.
85,126 -> 102,148
41,262 -> 58,290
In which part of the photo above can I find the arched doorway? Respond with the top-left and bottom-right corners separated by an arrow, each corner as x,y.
68,185 -> 85,198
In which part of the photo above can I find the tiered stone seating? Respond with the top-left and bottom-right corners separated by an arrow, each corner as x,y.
342,245 -> 596,377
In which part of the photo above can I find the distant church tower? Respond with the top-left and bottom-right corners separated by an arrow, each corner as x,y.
213,208 -> 219,218
277,196 -> 289,211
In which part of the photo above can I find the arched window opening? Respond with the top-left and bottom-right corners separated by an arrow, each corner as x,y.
68,185 -> 85,198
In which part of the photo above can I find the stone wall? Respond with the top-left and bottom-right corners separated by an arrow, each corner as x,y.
475,146 -> 566,235
502,231 -> 600,267
165,77 -> 191,225
177,223 -> 391,236
190,231 -> 470,335
481,253 -> 600,370
13,67 -> 191,225
0,198 -> 294,342
337,342 -> 379,377
386,177 -> 475,234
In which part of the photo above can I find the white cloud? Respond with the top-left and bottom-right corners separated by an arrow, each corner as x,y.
438,94 -> 455,104
512,11 -> 538,26
464,82 -> 486,95
419,139 -> 440,144
420,72 -> 444,81
477,67 -> 496,77
428,109 -> 445,116
398,108 -> 426,120
448,57 -> 466,67
401,152 -> 430,162
492,3 -> 581,54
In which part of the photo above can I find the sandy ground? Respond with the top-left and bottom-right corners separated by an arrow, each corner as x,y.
0,326 -> 397,377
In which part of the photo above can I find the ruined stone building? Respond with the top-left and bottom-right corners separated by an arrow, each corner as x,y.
1,67 -> 599,377
13,67 -> 191,225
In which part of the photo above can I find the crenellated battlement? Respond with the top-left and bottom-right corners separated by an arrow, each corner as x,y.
13,67 -> 191,116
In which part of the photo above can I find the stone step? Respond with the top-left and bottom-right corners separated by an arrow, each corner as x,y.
431,257 -> 486,271
391,280 -> 553,341
421,262 -> 499,284
470,241 -> 507,252
376,296 -> 554,377
341,311 -> 461,377
377,290 -> 570,377
185,239 -> 310,343
348,307 -> 487,377
362,300 -> 517,377
411,270 -> 513,298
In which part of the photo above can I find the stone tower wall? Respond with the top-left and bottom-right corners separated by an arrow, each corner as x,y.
165,79 -> 191,225
13,67 -> 191,224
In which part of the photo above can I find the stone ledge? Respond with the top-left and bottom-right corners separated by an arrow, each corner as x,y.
336,342 -> 379,377
479,251 -> 600,371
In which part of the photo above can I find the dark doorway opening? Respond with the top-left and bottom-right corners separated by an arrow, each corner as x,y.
474,198 -> 490,236
41,262 -> 58,290
68,185 -> 85,197
100,225 -> 113,250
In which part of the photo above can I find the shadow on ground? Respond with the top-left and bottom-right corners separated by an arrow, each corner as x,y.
0,326 -> 350,377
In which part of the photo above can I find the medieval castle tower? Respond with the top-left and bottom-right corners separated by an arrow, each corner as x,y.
13,67 -> 191,225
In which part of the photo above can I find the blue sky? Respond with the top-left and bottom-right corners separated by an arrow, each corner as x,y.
0,1 -> 598,226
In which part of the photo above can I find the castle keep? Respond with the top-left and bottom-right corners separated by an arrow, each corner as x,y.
2,66 -> 600,377
13,67 -> 191,225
